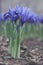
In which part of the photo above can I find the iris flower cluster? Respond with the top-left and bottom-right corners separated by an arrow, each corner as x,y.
0,5 -> 43,25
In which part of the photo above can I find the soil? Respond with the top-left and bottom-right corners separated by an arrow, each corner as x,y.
0,36 -> 43,65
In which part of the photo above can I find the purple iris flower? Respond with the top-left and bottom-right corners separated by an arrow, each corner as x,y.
3,12 -> 9,21
8,8 -> 18,22
0,13 -> 2,21
21,11 -> 38,24
15,6 -> 30,25
0,12 -> 9,21
0,13 -> 5,21
27,12 -> 39,24
39,14 -> 43,23
14,5 -> 22,15
20,7 -> 30,23
14,5 -> 23,21
15,5 -> 39,25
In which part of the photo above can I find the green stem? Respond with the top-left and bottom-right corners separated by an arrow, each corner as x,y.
24,23 -> 28,39
16,26 -> 21,58
38,23 -> 43,41
7,21 -> 11,53
0,22 -> 2,36
30,24 -> 36,38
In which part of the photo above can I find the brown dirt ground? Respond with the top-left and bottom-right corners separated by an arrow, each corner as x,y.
0,36 -> 43,65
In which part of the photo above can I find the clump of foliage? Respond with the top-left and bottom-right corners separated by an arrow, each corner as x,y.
0,5 -> 43,58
